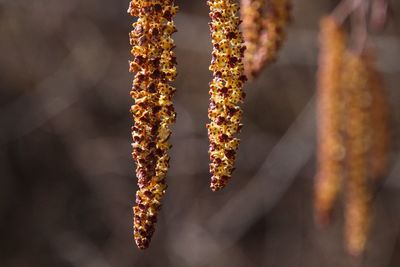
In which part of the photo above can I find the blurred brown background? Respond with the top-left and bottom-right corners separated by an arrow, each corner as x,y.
1,0 -> 400,266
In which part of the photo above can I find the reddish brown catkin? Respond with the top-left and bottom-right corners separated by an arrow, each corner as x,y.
342,52 -> 372,257
207,0 -> 247,191
250,0 -> 291,78
240,0 -> 265,78
366,54 -> 391,181
128,0 -> 178,249
314,16 -> 346,225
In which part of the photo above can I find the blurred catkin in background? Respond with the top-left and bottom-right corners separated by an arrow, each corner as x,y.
314,16 -> 346,226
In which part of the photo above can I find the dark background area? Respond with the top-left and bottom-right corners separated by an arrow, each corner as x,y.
1,0 -> 400,266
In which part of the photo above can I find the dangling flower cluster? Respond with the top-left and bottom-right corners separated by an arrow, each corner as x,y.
366,55 -> 391,182
128,0 -> 178,249
207,0 -> 247,191
243,0 -> 291,78
314,16 -> 346,225
342,52 -> 372,257
314,9 -> 392,256
315,47 -> 374,257
240,0 -> 264,76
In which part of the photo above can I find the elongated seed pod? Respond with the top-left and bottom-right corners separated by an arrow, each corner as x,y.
250,0 -> 291,78
342,52 -> 372,257
207,0 -> 247,191
365,54 -> 391,182
128,0 -> 178,249
314,16 -> 346,226
240,0 -> 265,78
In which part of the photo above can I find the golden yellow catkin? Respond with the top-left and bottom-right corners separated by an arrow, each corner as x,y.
314,16 -> 346,225
128,0 -> 178,249
240,0 -> 264,78
250,0 -> 291,78
207,0 -> 247,191
366,55 -> 391,182
342,52 -> 372,257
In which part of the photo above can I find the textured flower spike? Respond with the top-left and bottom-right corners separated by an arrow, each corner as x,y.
314,16 -> 347,226
240,0 -> 265,78
128,0 -> 178,249
365,53 -> 391,182
342,52 -> 372,257
249,0 -> 291,78
207,0 -> 247,191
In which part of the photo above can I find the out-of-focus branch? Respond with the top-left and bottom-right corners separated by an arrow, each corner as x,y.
208,98 -> 315,237
170,98 -> 316,266
0,21 -> 112,146
350,0 -> 368,54
332,0 -> 363,24
175,12 -> 400,73
370,0 -> 389,31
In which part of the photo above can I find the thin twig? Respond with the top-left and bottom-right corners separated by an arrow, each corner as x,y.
332,0 -> 363,25
350,0 -> 369,55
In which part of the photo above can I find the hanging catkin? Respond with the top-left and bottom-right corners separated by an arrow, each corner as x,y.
342,52 -> 372,257
240,0 -> 265,78
366,54 -> 391,182
250,0 -> 291,78
128,0 -> 178,249
314,16 -> 346,225
207,0 -> 247,191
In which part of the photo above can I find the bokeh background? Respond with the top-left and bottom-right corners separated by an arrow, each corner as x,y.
1,0 -> 400,266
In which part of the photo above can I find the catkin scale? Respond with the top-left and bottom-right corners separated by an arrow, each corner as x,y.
342,52 -> 372,257
314,16 -> 346,225
207,0 -> 247,191
128,0 -> 177,249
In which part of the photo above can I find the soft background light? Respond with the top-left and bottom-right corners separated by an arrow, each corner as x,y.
0,0 -> 400,266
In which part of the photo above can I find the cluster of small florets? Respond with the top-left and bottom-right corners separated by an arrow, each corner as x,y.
314,16 -> 346,225
249,0 -> 291,78
240,0 -> 264,75
207,0 -> 247,191
128,0 -> 178,249
366,55 -> 391,182
313,15 -> 391,257
342,52 -> 372,257
342,51 -> 391,256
